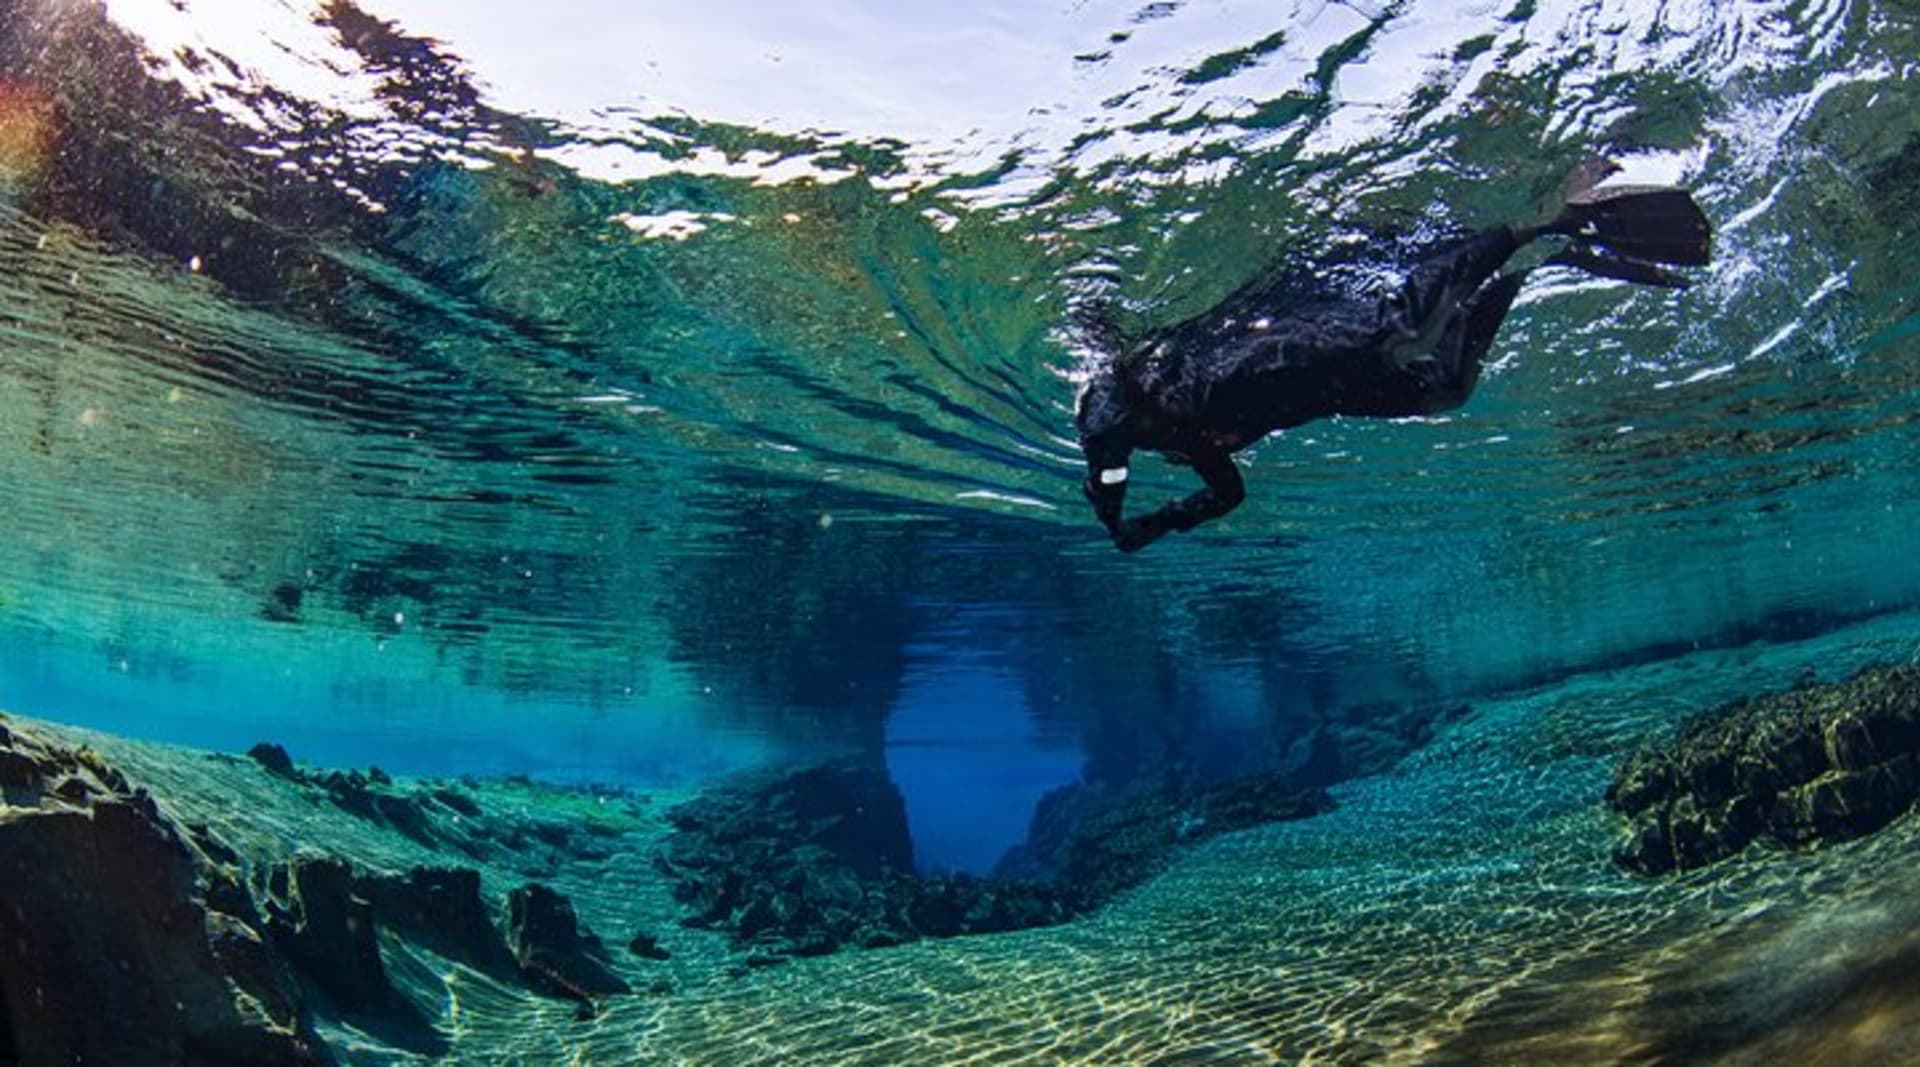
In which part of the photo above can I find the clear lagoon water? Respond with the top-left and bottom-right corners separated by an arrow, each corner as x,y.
2,1 -> 1920,1062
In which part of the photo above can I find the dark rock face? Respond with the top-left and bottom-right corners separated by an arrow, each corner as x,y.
0,727 -> 329,1066
2,720 -> 655,1067
659,759 -> 1330,961
506,884 -> 631,1004
0,971 -> 13,1067
246,741 -> 298,779
264,856 -> 394,1016
1608,664 -> 1920,874
660,760 -> 1064,956
628,932 -> 672,961
665,759 -> 914,880
356,866 -> 517,979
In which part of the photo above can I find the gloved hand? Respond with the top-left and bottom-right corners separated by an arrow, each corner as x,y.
1111,513 -> 1172,553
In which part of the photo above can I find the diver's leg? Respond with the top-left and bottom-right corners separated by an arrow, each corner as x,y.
1419,271 -> 1528,413
1397,227 -> 1528,328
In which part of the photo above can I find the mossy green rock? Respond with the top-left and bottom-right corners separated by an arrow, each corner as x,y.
1608,663 -> 1920,873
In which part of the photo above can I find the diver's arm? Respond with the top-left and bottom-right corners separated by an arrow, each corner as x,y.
1091,448 -> 1246,553
1082,438 -> 1133,542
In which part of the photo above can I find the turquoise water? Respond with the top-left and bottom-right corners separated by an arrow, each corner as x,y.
2,0 -> 1920,1059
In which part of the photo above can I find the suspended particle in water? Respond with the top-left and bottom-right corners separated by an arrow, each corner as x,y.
818,513 -> 834,530
188,255 -> 202,273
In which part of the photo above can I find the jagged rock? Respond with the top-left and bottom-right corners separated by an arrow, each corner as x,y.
628,932 -> 672,961
665,759 -> 914,880
658,760 -> 933,955
264,856 -> 393,1015
0,725 -> 328,1066
357,866 -> 518,979
247,741 -> 298,780
1608,663 -> 1920,874
431,786 -> 482,817
506,883 -> 631,1005
244,742 -> 455,850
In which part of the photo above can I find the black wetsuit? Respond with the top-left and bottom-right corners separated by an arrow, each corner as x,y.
1077,225 -> 1533,552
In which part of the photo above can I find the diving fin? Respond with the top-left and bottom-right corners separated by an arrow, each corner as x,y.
1545,242 -> 1693,290
1556,185 -> 1713,267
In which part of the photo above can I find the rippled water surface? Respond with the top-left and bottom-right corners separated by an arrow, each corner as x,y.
3,0 -> 1920,843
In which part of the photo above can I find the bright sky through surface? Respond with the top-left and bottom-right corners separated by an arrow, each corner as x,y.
100,0 -> 1435,187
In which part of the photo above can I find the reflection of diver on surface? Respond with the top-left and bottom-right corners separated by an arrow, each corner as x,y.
1075,162 -> 1714,553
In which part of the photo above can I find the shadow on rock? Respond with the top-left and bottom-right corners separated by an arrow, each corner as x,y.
262,856 -> 448,1057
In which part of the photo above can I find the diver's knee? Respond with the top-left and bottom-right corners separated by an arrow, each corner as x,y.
1218,478 -> 1246,512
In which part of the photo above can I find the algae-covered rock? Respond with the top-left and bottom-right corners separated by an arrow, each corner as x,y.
0,724 -> 330,1066
664,759 -> 914,881
628,931 -> 673,961
1608,663 -> 1920,873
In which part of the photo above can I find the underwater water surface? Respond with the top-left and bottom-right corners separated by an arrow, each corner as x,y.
2,0 -> 1920,1063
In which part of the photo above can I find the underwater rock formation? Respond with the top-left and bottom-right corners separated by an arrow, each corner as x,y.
1608,663 -> 1920,873
996,772 -> 1336,908
357,865 -> 519,979
506,884 -> 632,1006
664,758 -> 915,881
660,759 -> 1331,959
659,760 -> 1076,956
1,719 -> 662,1066
0,722 -> 331,1066
243,740 -> 609,873
247,740 -> 299,779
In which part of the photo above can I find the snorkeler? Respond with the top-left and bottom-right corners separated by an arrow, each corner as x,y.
1075,162 -> 1713,553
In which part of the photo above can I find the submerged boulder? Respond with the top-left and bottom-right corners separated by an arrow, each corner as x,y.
0,725 -> 329,1066
263,856 -> 395,1016
1608,663 -> 1920,873
506,883 -> 631,1006
664,758 -> 914,881
356,865 -> 518,979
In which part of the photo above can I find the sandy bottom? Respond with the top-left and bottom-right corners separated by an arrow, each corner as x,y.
25,609 -> 1920,1065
